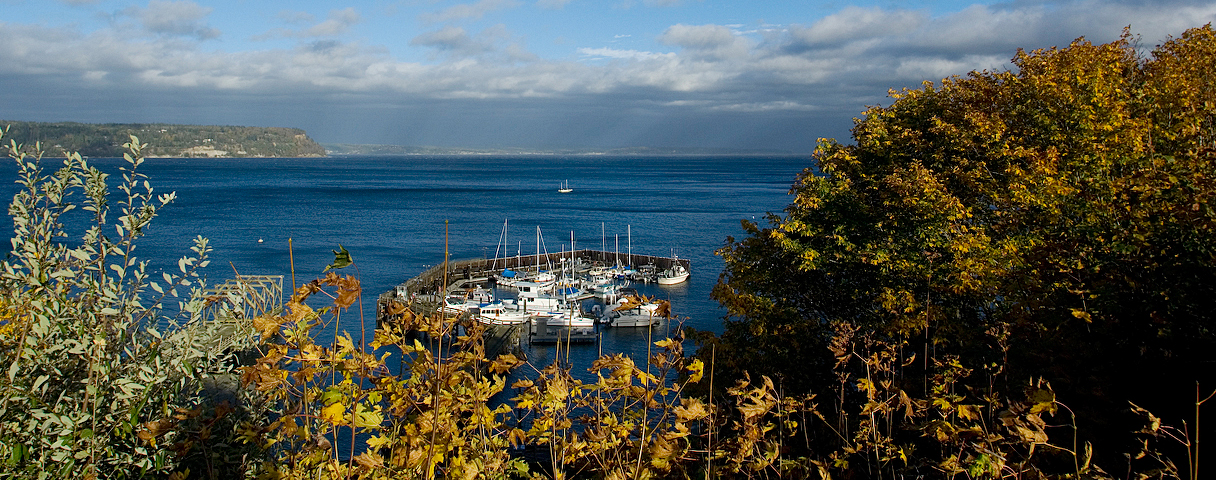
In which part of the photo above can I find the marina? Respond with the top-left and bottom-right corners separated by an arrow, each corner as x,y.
376,247 -> 689,357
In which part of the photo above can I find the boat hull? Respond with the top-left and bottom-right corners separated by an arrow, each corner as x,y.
656,272 -> 689,285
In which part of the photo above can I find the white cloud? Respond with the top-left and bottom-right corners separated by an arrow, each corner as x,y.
4,0 -> 1216,150
578,47 -> 673,61
254,8 -> 362,41
9,1 -> 1212,106
303,8 -> 362,37
659,24 -> 751,60
410,24 -> 536,62
411,26 -> 492,55
420,0 -> 522,23
125,0 -> 219,40
789,7 -> 925,47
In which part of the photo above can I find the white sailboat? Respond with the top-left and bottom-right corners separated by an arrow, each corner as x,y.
558,179 -> 573,193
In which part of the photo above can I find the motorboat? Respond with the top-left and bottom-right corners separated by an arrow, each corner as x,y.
438,287 -> 494,315
545,307 -> 596,328
583,276 -> 624,303
509,282 -> 580,313
505,295 -> 567,313
657,263 -> 689,285
600,295 -> 669,327
439,295 -> 480,315
634,263 -> 658,283
472,301 -> 531,325
514,279 -> 556,296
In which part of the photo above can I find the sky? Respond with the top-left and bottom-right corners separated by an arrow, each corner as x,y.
0,0 -> 1213,152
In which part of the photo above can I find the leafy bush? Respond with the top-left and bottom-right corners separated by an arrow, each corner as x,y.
707,25 -> 1216,478
0,132 -> 233,478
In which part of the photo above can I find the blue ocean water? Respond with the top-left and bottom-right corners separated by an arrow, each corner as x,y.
1,154 -> 810,362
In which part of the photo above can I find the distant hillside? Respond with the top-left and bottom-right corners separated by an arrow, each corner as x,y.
323,143 -> 797,156
0,121 -> 326,158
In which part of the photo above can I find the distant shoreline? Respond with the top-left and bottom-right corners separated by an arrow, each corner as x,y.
0,120 -> 810,158
322,143 -> 806,157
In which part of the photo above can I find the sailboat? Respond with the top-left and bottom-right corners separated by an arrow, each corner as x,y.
558,180 -> 573,193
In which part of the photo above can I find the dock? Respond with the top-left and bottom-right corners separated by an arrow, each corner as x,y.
527,318 -> 598,345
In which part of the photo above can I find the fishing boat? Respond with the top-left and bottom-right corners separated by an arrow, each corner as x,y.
558,180 -> 572,193
656,262 -> 689,285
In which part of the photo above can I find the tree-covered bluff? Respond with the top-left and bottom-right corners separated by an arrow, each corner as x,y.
0,120 -> 326,158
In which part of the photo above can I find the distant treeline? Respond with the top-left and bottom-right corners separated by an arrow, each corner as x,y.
323,143 -> 796,156
0,121 -> 327,158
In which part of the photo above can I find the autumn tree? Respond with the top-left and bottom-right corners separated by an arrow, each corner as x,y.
709,25 -> 1216,471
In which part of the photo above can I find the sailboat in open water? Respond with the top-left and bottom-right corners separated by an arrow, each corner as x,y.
558,180 -> 572,193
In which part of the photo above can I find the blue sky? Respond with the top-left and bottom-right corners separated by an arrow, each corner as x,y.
1,0 -> 1212,151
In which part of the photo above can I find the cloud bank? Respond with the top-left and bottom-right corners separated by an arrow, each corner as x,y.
1,0 -> 1213,151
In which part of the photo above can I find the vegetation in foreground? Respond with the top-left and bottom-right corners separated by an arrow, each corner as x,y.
1,24 -> 1214,480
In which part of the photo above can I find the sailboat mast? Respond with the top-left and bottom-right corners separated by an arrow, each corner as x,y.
493,219 -> 507,270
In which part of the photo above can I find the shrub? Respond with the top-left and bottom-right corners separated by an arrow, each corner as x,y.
0,132 -> 233,478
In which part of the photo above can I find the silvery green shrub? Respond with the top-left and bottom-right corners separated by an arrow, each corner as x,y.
0,131 -> 231,478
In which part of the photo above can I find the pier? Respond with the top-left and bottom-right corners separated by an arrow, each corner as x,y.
188,275 -> 285,358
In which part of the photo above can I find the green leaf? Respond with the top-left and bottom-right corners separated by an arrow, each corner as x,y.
325,244 -> 353,271
6,443 -> 27,465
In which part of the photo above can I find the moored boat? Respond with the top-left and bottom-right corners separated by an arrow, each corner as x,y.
656,263 -> 689,285
545,307 -> 596,328
472,301 -> 531,325
601,295 -> 669,327
438,287 -> 494,315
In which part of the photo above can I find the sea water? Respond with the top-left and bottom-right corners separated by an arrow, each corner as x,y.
0,154 -> 810,366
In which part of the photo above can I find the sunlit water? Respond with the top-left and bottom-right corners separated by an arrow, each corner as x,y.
1,154 -> 810,372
